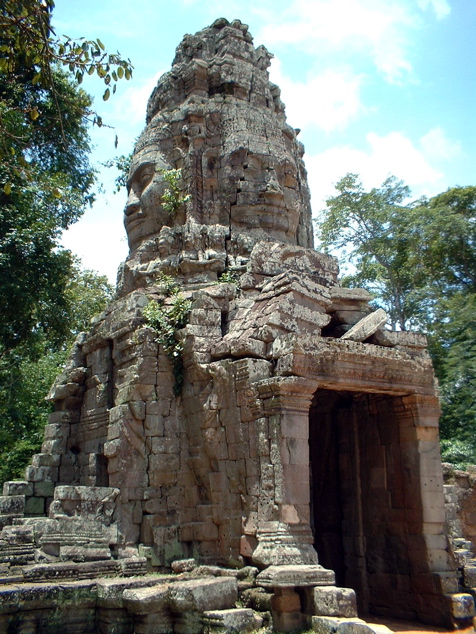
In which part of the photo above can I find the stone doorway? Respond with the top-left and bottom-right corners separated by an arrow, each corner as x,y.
309,388 -> 427,619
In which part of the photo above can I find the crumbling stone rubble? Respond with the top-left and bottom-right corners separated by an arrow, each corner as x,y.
0,17 -> 473,633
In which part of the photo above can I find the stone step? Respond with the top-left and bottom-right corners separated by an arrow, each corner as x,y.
203,608 -> 258,632
0,495 -> 25,516
445,592 -> 476,621
2,481 -> 33,496
463,565 -> 476,588
312,616 -> 393,634
453,548 -> 472,566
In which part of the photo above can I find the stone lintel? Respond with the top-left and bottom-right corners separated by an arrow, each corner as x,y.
401,393 -> 441,426
275,341 -> 436,396
256,565 -> 335,588
257,377 -> 316,412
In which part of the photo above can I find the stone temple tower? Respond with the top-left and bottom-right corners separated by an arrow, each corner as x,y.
0,18 -> 471,631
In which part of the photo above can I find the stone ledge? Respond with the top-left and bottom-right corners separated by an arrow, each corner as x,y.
257,564 -> 336,588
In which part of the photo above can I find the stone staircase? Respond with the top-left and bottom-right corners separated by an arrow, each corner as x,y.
0,483 -> 147,584
444,471 -> 476,606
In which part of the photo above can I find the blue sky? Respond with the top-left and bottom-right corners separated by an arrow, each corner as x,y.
53,0 -> 475,283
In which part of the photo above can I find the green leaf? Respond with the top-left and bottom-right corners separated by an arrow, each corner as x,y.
3,182 -> 12,195
30,108 -> 39,121
103,88 -> 110,101
97,38 -> 105,51
117,66 -> 124,79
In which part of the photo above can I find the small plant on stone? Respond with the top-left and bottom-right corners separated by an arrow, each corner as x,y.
217,269 -> 241,286
143,282 -> 191,396
156,271 -> 180,296
159,168 -> 191,217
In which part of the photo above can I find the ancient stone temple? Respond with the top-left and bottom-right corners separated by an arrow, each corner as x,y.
1,17 -> 474,633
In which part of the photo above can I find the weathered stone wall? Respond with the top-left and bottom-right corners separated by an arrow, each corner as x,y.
444,464 -> 476,551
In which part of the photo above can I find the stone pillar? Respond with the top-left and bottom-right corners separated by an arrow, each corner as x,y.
399,394 -> 452,570
252,377 -> 318,567
395,393 -> 460,625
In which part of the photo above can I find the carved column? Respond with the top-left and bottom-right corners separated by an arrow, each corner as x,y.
252,377 -> 318,567
399,394 -> 452,568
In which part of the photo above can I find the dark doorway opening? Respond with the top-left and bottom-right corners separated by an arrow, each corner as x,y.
309,389 -> 422,618
95,453 -> 110,487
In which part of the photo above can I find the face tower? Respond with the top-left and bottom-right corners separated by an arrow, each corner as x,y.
118,18 -> 313,295
0,19 -> 463,631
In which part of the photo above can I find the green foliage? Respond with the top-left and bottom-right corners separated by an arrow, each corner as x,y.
0,349 -> 65,483
217,269 -> 241,286
0,2 -> 124,482
433,293 -> 476,445
103,152 -> 132,193
412,186 -> 476,295
155,271 -> 180,296
440,439 -> 476,471
316,173 -> 421,330
0,264 -> 113,483
64,262 -> 114,334
0,2 -> 125,359
159,168 -> 191,217
318,175 -> 476,463
143,277 -> 191,396
0,1 -> 133,139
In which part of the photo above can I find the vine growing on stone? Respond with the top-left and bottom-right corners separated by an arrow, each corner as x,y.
159,168 -> 191,217
217,269 -> 241,286
143,274 -> 191,395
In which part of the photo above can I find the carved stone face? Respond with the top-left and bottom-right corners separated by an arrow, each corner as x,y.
228,150 -> 300,242
124,144 -> 171,251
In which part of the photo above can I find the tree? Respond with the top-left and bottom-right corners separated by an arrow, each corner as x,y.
0,0 -> 132,140
316,173 -> 425,330
0,264 -> 114,483
0,1 -> 131,481
318,176 -> 476,467
0,1 -> 131,359
412,186 -> 476,296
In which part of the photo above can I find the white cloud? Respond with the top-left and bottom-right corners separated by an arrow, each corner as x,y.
111,71 -> 164,128
269,58 -> 364,132
417,0 -> 451,19
62,195 -> 129,283
86,70 -> 164,163
420,127 -> 462,161
306,130 -> 444,212
257,0 -> 418,83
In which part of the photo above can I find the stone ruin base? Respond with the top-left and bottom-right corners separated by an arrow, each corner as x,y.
0,562 -> 396,634
1,561 -> 474,633
1,479 -> 475,632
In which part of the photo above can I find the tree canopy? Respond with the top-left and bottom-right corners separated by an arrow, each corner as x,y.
0,264 -> 114,483
0,1 -> 131,481
0,0 -> 131,359
317,175 -> 476,467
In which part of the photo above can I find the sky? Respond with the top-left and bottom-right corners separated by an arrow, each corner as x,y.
53,0 -> 476,283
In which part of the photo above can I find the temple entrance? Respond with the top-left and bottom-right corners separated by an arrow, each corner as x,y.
309,389 -> 425,618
